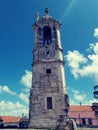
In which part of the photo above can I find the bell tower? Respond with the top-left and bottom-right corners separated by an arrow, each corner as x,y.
29,7 -> 70,129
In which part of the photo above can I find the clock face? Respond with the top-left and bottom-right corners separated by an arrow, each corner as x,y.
42,48 -> 55,59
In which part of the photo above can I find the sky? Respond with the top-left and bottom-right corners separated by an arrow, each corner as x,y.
0,0 -> 98,117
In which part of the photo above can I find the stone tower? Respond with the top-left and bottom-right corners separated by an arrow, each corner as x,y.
29,7 -> 70,129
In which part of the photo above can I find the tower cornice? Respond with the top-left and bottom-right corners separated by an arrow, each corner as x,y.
32,18 -> 61,29
32,60 -> 65,67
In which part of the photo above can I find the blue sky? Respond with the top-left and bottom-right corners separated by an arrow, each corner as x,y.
0,0 -> 98,116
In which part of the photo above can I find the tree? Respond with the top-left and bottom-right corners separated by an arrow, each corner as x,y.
93,85 -> 98,99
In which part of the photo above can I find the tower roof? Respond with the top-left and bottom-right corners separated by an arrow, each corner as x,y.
33,7 -> 61,29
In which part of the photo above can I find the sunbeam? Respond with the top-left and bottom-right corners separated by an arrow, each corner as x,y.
60,0 -> 78,22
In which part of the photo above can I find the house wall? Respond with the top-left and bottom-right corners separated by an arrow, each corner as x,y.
70,111 -> 98,127
3,122 -> 19,127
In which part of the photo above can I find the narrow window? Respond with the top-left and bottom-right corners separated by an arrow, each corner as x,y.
43,26 -> 51,45
53,26 -> 57,38
46,69 -> 51,74
88,118 -> 92,126
82,118 -> 86,126
47,97 -> 52,109
37,27 -> 42,35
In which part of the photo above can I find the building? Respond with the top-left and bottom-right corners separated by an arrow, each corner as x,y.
0,103 -> 98,128
0,116 -> 29,128
0,117 -> 3,128
19,117 -> 29,128
29,7 -> 70,129
92,102 -> 98,119
1,116 -> 20,128
70,103 -> 98,128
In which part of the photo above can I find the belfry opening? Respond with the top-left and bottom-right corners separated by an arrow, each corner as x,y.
43,26 -> 52,45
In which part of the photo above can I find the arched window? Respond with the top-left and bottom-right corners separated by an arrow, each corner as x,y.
43,26 -> 51,45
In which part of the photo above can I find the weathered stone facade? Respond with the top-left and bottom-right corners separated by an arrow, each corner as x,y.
29,7 -> 70,129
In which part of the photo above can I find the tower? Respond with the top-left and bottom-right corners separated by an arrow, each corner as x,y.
29,7 -> 70,129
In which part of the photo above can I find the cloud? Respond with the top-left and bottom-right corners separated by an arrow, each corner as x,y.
72,89 -> 86,101
0,85 -> 16,95
0,70 -> 31,116
69,95 -> 97,105
94,28 -> 98,38
0,101 -> 28,116
20,70 -> 32,88
68,88 -> 86,104
65,50 -> 88,78
68,87 -> 97,105
65,42 -> 98,83
88,99 -> 98,104
19,93 -> 29,103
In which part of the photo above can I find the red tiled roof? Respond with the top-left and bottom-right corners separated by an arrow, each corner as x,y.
70,105 -> 93,112
1,116 -> 20,123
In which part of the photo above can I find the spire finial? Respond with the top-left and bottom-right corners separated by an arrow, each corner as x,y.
45,6 -> 49,15
36,12 -> 39,22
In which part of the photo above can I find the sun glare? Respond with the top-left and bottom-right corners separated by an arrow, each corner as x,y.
60,0 -> 78,22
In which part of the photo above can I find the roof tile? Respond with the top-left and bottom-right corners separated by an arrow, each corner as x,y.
1,116 -> 20,123
70,105 -> 93,112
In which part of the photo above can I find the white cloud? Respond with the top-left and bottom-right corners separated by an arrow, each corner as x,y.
0,85 -> 16,95
68,87 -> 97,105
94,28 -> 98,38
69,88 -> 86,104
89,42 -> 98,54
0,70 -> 31,116
72,89 -> 86,101
0,101 -> 28,116
19,93 -> 29,103
88,99 -> 98,104
69,97 -> 97,106
20,70 -> 32,88
65,50 -> 88,78
65,43 -> 98,83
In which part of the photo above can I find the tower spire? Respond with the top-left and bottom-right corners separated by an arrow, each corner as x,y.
45,6 -> 49,15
